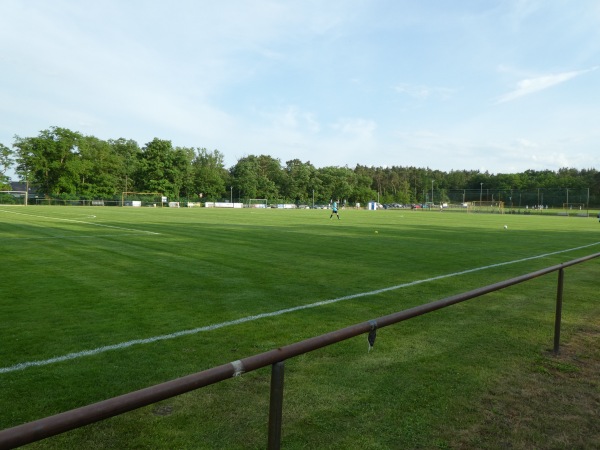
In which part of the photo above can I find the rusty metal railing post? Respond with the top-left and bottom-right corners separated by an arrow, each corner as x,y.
553,267 -> 565,354
267,361 -> 285,450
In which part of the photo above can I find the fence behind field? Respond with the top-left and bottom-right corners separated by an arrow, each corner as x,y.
1,252 -> 599,449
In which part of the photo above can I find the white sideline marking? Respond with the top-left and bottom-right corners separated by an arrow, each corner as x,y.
1,241 -> 599,374
0,209 -> 160,235
4,233 -> 156,241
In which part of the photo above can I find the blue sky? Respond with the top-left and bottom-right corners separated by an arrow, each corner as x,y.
1,0 -> 599,176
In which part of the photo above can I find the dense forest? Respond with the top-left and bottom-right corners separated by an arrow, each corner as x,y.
1,126 -> 599,207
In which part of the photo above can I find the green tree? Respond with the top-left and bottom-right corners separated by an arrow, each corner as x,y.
77,136 -> 123,198
318,166 -> 356,205
230,155 -> 282,201
4,125 -> 600,207
353,172 -> 378,205
256,155 -> 283,200
13,127 -> 83,196
282,159 -> 316,204
230,156 -> 259,199
172,146 -> 195,199
191,148 -> 227,200
136,138 -> 178,198
0,143 -> 13,189
109,138 -> 141,194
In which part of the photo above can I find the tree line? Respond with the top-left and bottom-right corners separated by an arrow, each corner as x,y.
1,126 -> 599,206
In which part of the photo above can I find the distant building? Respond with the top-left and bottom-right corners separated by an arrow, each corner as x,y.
9,181 -> 39,195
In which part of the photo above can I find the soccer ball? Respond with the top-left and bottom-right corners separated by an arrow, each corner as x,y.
504,225 -> 508,229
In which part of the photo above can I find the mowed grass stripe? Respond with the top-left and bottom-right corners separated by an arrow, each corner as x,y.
1,208 -> 598,362
0,208 -> 160,236
1,207 -> 599,447
2,238 -> 599,375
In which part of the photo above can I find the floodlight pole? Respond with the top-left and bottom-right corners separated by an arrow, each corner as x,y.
431,180 -> 434,208
230,186 -> 233,204
480,183 -> 483,203
587,188 -> 590,214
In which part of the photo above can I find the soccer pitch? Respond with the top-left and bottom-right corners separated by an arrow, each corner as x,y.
1,206 -> 599,448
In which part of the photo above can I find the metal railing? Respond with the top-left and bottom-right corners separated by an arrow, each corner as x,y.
1,252 -> 599,449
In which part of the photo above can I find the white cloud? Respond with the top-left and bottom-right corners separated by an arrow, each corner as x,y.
331,118 -> 376,139
1,1 -> 599,175
496,67 -> 598,103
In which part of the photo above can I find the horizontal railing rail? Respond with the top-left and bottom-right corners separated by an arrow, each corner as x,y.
1,252 -> 599,449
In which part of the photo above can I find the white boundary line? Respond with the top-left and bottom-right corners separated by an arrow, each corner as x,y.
3,233 -> 156,241
1,241 -> 599,374
0,209 -> 160,235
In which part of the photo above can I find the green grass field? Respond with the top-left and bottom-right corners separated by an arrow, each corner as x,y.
1,206 -> 599,449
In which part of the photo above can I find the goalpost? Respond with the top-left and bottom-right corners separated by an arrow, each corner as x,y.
121,192 -> 164,207
562,203 -> 586,211
247,198 -> 268,208
467,201 -> 505,214
0,190 -> 28,206
562,203 -> 588,217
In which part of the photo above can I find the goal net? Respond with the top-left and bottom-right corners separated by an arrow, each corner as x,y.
0,190 -> 28,206
467,201 -> 504,214
247,198 -> 268,208
562,203 -> 586,211
121,192 -> 164,207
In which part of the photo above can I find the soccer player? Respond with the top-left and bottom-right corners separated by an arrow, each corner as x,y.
330,200 -> 340,219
